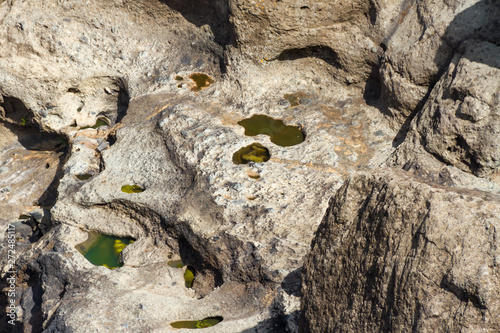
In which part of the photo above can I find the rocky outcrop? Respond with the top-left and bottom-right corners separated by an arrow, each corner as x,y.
228,0 -> 381,84
0,0 -> 499,331
379,0 -> 500,123
413,41 -> 499,179
300,168 -> 500,332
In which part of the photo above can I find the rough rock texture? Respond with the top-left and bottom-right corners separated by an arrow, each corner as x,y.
415,41 -> 499,178
301,168 -> 500,332
228,0 -> 381,84
0,0 -> 499,332
389,40 -> 500,182
380,0 -> 500,123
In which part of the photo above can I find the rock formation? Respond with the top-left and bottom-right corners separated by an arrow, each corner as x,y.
0,0 -> 497,332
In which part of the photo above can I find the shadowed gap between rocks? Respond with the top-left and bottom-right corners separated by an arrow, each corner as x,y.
114,78 -> 130,125
177,236 -> 224,296
276,45 -> 342,70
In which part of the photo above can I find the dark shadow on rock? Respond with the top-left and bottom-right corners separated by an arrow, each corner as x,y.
177,236 -> 224,295
441,0 -> 500,54
241,310 -> 299,333
281,268 -> 302,297
277,45 -> 342,70
390,90 -> 430,148
0,96 -> 31,125
363,65 -> 382,107
37,150 -> 69,209
2,122 -> 68,152
432,0 -> 500,77
159,0 -> 233,46
114,78 -> 130,124
24,276 -> 44,333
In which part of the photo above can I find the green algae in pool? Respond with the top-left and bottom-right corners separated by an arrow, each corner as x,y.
238,114 -> 304,147
170,316 -> 223,329
189,73 -> 214,92
121,185 -> 145,193
184,266 -> 196,288
175,75 -> 184,81
233,143 -> 270,164
168,259 -> 185,268
76,232 -> 134,269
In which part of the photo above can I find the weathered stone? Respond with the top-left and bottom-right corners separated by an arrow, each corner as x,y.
391,40 -> 500,180
0,0 -> 499,331
300,168 -> 500,332
379,0 -> 500,123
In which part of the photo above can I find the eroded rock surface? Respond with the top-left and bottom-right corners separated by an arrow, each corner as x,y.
301,168 -> 500,332
0,0 -> 498,332
380,0 -> 500,123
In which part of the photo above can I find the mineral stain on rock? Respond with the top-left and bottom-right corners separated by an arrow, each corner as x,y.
238,114 -> 304,147
170,316 -> 223,329
232,143 -> 270,164
121,185 -> 145,193
76,232 -> 134,269
189,73 -> 214,92
283,92 -> 309,107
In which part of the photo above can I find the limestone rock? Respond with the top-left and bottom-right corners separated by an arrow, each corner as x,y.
379,0 -> 500,122
300,168 -> 500,332
228,0 -> 380,85
391,40 -> 500,180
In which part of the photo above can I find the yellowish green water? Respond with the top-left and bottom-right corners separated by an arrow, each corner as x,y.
170,316 -> 223,329
232,143 -> 270,164
168,260 -> 185,268
76,232 -> 134,269
184,266 -> 195,288
238,114 -> 304,147
121,185 -> 145,193
283,92 -> 308,107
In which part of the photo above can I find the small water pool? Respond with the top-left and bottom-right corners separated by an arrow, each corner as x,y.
76,232 -> 134,269
238,114 -> 304,147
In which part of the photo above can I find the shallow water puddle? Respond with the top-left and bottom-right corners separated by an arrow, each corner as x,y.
233,143 -> 270,164
76,173 -> 92,180
121,185 -> 145,193
80,117 -> 110,130
238,114 -> 304,147
167,259 -> 185,268
189,73 -> 214,92
76,232 -> 134,269
170,316 -> 223,329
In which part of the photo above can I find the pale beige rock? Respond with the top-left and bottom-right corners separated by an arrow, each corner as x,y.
300,168 -> 500,333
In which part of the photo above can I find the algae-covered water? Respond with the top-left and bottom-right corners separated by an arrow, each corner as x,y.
170,316 -> 223,329
233,143 -> 270,164
76,233 -> 134,269
238,114 -> 304,147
